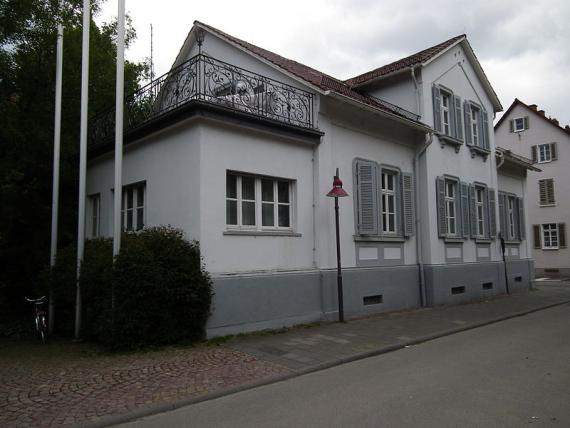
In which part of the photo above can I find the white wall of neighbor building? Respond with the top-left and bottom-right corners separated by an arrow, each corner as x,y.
418,44 -> 501,265
495,103 -> 570,272
86,121 -> 202,242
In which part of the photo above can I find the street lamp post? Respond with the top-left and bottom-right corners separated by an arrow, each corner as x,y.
326,168 -> 349,322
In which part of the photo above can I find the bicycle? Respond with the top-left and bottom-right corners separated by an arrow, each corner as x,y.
25,296 -> 48,344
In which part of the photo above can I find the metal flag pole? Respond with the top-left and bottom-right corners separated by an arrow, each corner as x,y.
49,11 -> 64,335
113,0 -> 125,258
74,0 -> 90,341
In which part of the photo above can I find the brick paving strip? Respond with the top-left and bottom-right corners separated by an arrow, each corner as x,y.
1,282 -> 569,428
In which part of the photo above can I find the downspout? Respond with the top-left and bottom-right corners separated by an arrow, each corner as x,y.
414,131 -> 433,307
411,67 -> 421,116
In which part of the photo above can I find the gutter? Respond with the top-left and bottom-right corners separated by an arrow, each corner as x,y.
414,132 -> 434,307
324,91 -> 433,133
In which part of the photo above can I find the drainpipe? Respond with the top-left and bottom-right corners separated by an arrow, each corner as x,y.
414,132 -> 433,306
411,67 -> 421,116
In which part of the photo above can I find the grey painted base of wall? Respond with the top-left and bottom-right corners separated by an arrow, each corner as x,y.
424,259 -> 534,306
206,260 -> 535,338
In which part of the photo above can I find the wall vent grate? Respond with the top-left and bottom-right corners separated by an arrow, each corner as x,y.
363,295 -> 383,305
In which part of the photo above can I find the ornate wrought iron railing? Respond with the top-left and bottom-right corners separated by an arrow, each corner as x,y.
90,54 -> 316,145
368,95 -> 420,122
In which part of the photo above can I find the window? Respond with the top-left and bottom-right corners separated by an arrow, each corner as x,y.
445,180 -> 457,235
507,197 -> 516,240
354,159 -> 414,238
121,183 -> 145,231
89,194 -> 100,238
432,85 -> 463,142
226,172 -> 292,230
538,179 -> 555,206
511,117 -> 528,133
534,223 -> 566,250
498,192 -> 524,242
475,187 -> 485,237
464,101 -> 489,150
380,171 -> 397,234
532,143 -> 557,164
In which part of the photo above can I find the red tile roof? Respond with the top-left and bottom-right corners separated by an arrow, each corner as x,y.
345,35 -> 466,88
194,21 -> 426,126
495,98 -> 570,136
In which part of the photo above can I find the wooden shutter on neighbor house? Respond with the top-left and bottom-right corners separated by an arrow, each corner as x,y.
436,176 -> 447,237
469,184 -> 477,238
488,188 -> 497,238
533,225 -> 541,249
432,85 -> 442,133
464,101 -> 472,145
517,197 -> 525,240
498,193 -> 506,237
531,145 -> 538,163
356,160 -> 378,235
401,173 -> 414,237
460,182 -> 470,238
551,142 -> 558,161
539,179 -> 554,205
559,223 -> 567,248
524,116 -> 529,130
454,96 -> 463,141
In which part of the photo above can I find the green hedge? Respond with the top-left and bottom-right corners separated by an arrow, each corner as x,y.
45,226 -> 213,350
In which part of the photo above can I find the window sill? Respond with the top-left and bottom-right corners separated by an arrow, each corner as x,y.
505,240 -> 521,245
443,237 -> 465,243
437,133 -> 463,152
539,203 -> 556,208
353,235 -> 405,243
475,238 -> 493,244
466,145 -> 491,161
223,230 -> 302,237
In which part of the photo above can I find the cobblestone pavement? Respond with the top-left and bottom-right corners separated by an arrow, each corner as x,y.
0,345 -> 291,428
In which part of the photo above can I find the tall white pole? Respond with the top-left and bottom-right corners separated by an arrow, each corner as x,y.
74,0 -> 90,341
113,0 -> 125,258
49,18 -> 64,335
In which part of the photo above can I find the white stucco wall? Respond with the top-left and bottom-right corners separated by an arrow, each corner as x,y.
365,75 -> 420,116
495,104 -> 570,270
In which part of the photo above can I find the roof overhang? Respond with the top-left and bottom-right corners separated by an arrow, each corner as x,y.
496,147 -> 541,173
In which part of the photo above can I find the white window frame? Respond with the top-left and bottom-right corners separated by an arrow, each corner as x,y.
538,143 -> 552,163
513,117 -> 525,132
380,170 -> 397,234
121,182 -> 145,232
440,91 -> 451,136
542,223 -> 559,249
445,180 -> 457,236
475,186 -> 485,238
89,194 -> 101,238
226,172 -> 294,232
507,196 -> 516,240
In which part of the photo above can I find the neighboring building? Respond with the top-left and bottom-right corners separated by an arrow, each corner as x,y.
495,99 -> 569,277
87,22 -> 535,337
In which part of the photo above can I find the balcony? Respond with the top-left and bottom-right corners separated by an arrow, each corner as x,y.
90,54 -> 317,147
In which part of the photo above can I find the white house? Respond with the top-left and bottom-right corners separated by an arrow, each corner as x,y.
495,99 -> 569,277
86,22 -> 536,337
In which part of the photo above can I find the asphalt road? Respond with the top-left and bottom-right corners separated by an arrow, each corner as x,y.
119,304 -> 570,428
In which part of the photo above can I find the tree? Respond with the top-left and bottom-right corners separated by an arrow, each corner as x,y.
0,0 -> 148,325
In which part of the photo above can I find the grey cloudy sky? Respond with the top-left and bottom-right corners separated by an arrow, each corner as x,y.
98,0 -> 570,125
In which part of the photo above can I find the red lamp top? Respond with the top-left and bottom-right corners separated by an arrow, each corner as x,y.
327,175 -> 349,198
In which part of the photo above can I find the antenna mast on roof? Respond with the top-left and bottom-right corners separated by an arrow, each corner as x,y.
150,23 -> 154,82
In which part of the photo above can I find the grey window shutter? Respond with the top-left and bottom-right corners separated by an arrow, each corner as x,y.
432,85 -> 442,133
533,225 -> 541,249
464,101 -> 472,145
454,95 -> 463,141
524,116 -> 529,129
460,182 -> 470,238
469,184 -> 477,238
551,142 -> 557,160
517,197 -> 525,240
488,188 -> 496,238
356,160 -> 378,235
482,110 -> 490,150
509,119 -> 514,133
498,193 -> 506,237
559,223 -> 567,248
401,173 -> 414,237
531,145 -> 537,163
436,176 -> 447,237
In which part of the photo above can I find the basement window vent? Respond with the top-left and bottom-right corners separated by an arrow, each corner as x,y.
544,268 -> 559,273
514,276 -> 523,282
451,286 -> 466,295
482,282 -> 493,290
363,294 -> 383,305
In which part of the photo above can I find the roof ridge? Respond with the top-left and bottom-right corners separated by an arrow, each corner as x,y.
344,34 -> 466,87
495,98 -> 570,136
